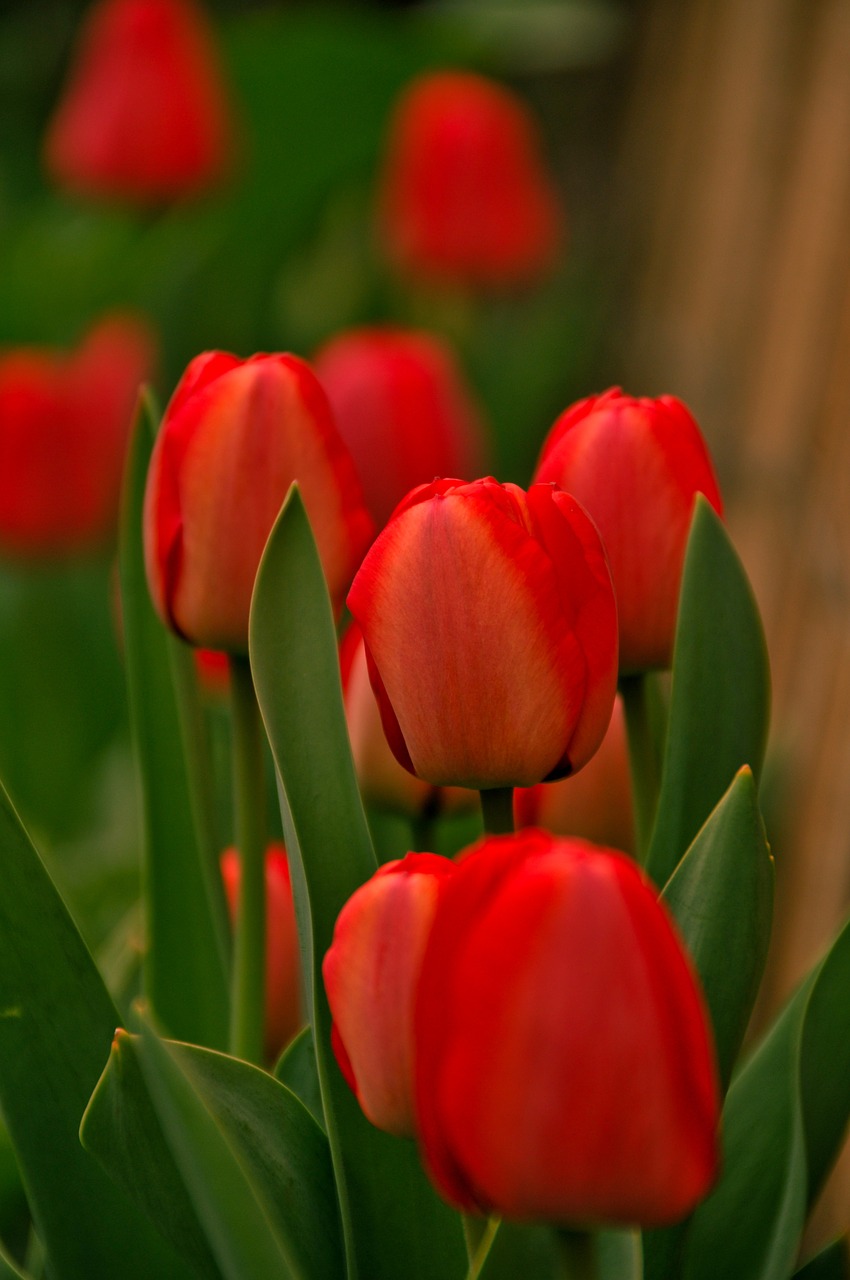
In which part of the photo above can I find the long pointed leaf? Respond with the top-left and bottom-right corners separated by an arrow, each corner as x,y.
682,910 -> 850,1280
0,782 -> 193,1279
250,487 -> 466,1280
647,499 -> 770,886
662,767 -> 773,1092
120,393 -> 229,1048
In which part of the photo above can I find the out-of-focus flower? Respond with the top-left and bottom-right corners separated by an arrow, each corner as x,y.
340,623 -> 477,820
194,647 -> 229,696
315,326 -> 487,528
44,0 -> 234,204
415,830 -> 719,1225
143,351 -> 373,652
377,71 -> 563,289
515,694 -> 634,854
534,388 -> 723,671
0,312 -> 156,557
221,843 -> 301,1062
323,852 -> 455,1136
348,477 -> 617,790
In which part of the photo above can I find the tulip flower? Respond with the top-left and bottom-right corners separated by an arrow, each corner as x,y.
515,693 -> 634,854
221,844 -> 301,1061
43,0 -> 233,204
315,326 -> 487,528
143,351 -> 374,652
415,830 -> 719,1224
0,312 -> 155,557
347,477 -> 617,791
340,623 -> 477,820
377,71 -> 563,289
322,853 -> 455,1137
534,388 -> 723,671
194,647 -> 229,696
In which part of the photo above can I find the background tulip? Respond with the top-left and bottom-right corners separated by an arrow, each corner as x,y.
534,388 -> 723,671
514,693 -> 634,853
43,0 -> 233,204
221,843 -> 301,1062
376,70 -> 563,289
340,622 -> 477,820
143,350 -> 373,651
323,852 -> 455,1137
315,326 -> 488,529
415,830 -> 719,1225
347,477 -> 618,790
0,312 -> 155,558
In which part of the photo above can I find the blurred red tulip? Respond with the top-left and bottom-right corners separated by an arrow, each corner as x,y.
0,312 -> 156,557
534,388 -> 723,671
415,830 -> 719,1224
515,694 -> 634,853
348,477 -> 617,790
143,351 -> 374,652
377,71 -> 563,289
315,326 -> 487,528
194,647 -> 230,696
44,0 -> 233,204
221,843 -> 301,1062
323,852 -> 455,1136
340,623 -> 477,820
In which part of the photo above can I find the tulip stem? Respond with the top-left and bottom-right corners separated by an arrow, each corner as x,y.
620,673 -> 661,861
464,1215 -> 501,1277
480,787 -> 515,836
556,1229 -> 598,1280
228,654 -> 267,1064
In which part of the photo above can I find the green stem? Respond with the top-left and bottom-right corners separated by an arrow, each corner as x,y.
228,655 -> 267,1064
462,1214 -> 484,1264
465,1216 -> 501,1279
556,1230 -> 597,1280
619,673 -> 661,862
480,787 -> 515,837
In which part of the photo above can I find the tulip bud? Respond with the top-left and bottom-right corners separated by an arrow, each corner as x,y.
340,623 -> 477,820
43,0 -> 233,204
0,312 -> 155,557
415,830 -> 719,1225
315,326 -> 487,528
322,853 -> 455,1137
515,694 -> 634,854
221,843 -> 301,1061
377,71 -> 563,289
534,388 -> 723,671
143,351 -> 374,651
194,647 -> 229,697
347,477 -> 618,790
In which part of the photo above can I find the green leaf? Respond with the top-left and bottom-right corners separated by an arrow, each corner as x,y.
473,1220 -> 559,1279
647,499 -> 770,887
250,487 -> 466,1280
0,1243 -> 30,1280
661,767 -> 773,1092
0,782 -> 194,1279
85,1024 -> 343,1280
795,1241 -> 849,1279
274,1026 -> 324,1131
682,911 -> 850,1280
119,393 -> 230,1048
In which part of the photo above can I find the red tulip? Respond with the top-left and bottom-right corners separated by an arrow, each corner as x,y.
221,843 -> 301,1061
347,477 -> 617,790
194,647 -> 230,696
44,0 -> 233,204
315,327 -> 487,528
515,693 -> 634,854
415,830 -> 719,1224
0,312 -> 156,557
322,853 -> 455,1137
340,623 -> 477,819
377,71 -> 563,289
143,351 -> 374,651
534,388 -> 723,671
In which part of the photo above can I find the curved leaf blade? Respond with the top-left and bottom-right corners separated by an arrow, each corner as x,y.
120,393 -> 229,1048
274,1026 -> 324,1131
249,487 -> 465,1280
647,499 -> 770,886
662,767 -> 773,1092
0,783 -> 193,1279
